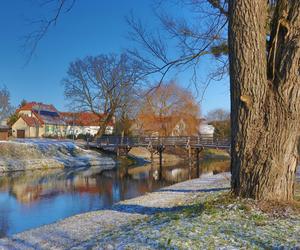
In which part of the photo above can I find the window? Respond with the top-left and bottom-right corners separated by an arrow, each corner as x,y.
45,125 -> 53,134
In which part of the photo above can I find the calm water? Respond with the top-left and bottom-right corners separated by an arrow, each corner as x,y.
0,159 -> 230,237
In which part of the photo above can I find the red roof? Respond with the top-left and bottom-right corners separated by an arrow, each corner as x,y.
61,112 -> 114,126
20,116 -> 43,127
17,102 -> 66,125
32,111 -> 45,125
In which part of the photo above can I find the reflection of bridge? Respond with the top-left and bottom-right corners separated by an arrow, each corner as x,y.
89,135 -> 231,174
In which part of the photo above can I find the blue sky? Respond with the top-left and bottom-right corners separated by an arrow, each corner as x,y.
0,0 -> 230,116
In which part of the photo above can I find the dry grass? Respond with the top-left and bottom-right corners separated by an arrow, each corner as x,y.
207,189 -> 300,217
211,161 -> 231,174
255,199 -> 300,217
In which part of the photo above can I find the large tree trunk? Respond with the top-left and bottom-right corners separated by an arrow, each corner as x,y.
96,112 -> 115,138
229,0 -> 300,201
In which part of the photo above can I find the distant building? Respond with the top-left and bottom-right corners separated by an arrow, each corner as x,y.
11,102 -> 114,138
198,119 -> 215,137
0,125 -> 9,141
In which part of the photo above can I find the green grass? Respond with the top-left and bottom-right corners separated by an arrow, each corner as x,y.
202,148 -> 230,158
103,192 -> 300,249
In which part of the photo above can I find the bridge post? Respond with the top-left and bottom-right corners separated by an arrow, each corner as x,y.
195,147 -> 203,178
125,145 -> 131,156
186,138 -> 192,164
158,144 -> 165,180
147,140 -> 154,162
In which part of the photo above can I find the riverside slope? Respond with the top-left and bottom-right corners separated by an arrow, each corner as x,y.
0,139 -> 115,172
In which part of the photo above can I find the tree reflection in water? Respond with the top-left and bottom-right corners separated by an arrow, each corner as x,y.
0,158 -> 229,237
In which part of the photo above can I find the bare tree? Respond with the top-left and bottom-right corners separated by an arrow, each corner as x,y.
206,108 -> 230,122
136,81 -> 200,136
63,53 -> 143,137
0,86 -> 14,124
114,92 -> 140,136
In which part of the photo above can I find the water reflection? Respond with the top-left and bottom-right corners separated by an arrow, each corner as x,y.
0,159 -> 230,237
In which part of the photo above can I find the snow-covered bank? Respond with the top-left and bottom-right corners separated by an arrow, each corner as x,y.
0,139 -> 116,173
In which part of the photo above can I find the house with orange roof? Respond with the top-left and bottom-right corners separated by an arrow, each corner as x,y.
11,102 -> 114,138
12,102 -> 67,138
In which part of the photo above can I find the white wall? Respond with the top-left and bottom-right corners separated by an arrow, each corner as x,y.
199,124 -> 215,136
12,118 -> 30,137
64,125 -> 114,137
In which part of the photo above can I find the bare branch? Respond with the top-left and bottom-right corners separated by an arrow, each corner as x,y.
23,0 -> 76,64
127,0 -> 228,92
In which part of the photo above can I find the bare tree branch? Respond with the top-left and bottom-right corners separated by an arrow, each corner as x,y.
23,0 -> 76,64
127,0 -> 229,92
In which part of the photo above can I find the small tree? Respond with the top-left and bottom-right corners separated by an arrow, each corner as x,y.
206,108 -> 230,138
19,100 -> 28,108
206,108 -> 230,122
7,100 -> 29,127
0,86 -> 14,125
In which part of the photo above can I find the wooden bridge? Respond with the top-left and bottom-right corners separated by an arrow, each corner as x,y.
88,135 -> 230,172
90,135 -> 230,150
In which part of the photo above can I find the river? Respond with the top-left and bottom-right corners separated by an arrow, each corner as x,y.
0,158 -> 230,238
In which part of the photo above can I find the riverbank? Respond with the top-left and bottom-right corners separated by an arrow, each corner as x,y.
128,146 -> 230,165
128,146 -> 182,164
0,140 -> 116,173
0,172 -> 299,249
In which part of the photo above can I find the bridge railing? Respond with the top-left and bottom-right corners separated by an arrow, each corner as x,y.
95,135 -> 230,148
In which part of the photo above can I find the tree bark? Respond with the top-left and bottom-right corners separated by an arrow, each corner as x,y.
229,0 -> 300,201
